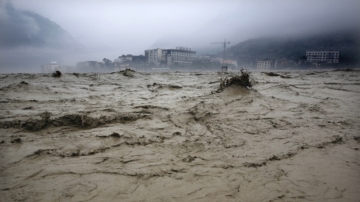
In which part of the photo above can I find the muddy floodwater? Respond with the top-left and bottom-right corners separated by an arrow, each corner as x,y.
0,70 -> 359,201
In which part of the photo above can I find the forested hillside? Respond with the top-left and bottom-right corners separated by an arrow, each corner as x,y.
227,30 -> 360,67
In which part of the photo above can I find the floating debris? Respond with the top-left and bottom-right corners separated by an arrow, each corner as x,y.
218,69 -> 252,91
53,71 -> 62,77
11,138 -> 22,144
264,72 -> 280,76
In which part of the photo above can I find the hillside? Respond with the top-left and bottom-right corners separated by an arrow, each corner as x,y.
0,2 -> 83,72
227,30 -> 360,66
0,3 -> 81,49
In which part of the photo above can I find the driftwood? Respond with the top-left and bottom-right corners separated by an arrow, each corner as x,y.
53,71 -> 62,78
219,69 -> 252,91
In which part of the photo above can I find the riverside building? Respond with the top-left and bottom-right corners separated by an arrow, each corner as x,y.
145,48 -> 163,65
306,51 -> 339,63
145,47 -> 196,66
257,59 -> 277,70
162,47 -> 196,66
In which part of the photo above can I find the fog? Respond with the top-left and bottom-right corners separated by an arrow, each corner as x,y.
1,0 -> 359,72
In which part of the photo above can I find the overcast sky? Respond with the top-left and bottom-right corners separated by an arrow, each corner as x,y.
8,0 -> 359,54
1,0 -> 359,71
8,0 -> 239,55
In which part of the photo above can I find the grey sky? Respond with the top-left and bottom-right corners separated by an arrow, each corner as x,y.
10,0 -> 240,55
10,0 -> 359,53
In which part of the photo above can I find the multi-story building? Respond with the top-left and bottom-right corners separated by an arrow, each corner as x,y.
161,47 -> 196,66
145,47 -> 196,66
145,48 -> 163,65
257,59 -> 277,70
306,51 -> 339,63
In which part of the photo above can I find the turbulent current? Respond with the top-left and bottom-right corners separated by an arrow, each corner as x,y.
0,70 -> 359,201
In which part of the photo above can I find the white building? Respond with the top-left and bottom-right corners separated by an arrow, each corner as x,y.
306,51 -> 339,63
162,47 -> 196,66
257,60 -> 271,70
257,59 -> 277,70
145,47 -> 196,66
145,48 -> 163,65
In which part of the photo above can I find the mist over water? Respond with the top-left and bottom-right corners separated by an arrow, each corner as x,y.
1,0 -> 359,73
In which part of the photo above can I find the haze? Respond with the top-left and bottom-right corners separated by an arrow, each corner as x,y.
1,0 -> 359,72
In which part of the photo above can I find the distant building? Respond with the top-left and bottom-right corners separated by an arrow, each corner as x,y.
306,51 -> 339,63
145,48 -> 163,65
161,47 -> 196,66
41,61 -> 60,73
257,59 -> 277,70
145,47 -> 196,66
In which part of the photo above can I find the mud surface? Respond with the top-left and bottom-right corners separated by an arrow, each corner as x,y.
0,70 -> 359,201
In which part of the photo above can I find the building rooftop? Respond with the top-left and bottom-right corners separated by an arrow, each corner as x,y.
165,49 -> 196,53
